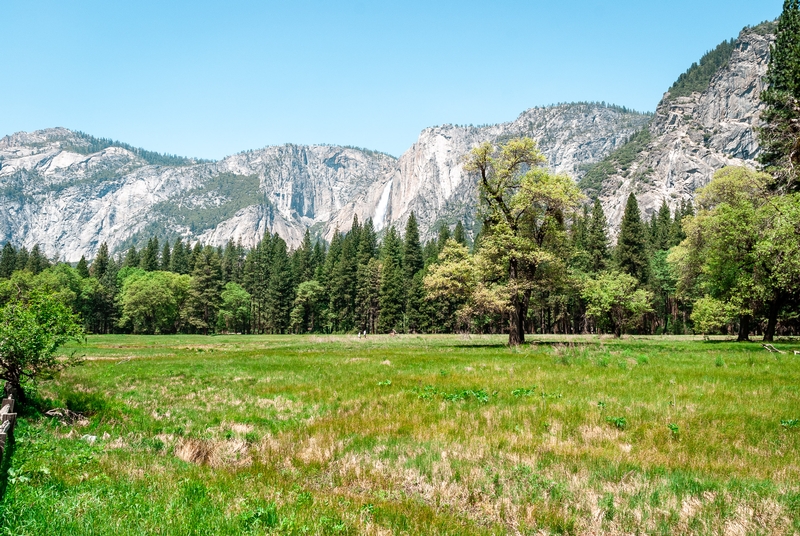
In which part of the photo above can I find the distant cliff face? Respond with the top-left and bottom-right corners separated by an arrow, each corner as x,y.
0,104 -> 649,260
0,130 -> 398,259
597,26 -> 773,233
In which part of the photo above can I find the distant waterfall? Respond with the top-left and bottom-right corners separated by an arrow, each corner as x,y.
374,179 -> 393,230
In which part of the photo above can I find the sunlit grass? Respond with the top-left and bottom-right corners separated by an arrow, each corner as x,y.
1,334 -> 799,534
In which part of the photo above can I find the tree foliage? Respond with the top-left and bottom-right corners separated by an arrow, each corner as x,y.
759,0 -> 800,192
0,291 -> 84,398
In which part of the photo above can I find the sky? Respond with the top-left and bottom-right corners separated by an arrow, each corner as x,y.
0,0 -> 780,159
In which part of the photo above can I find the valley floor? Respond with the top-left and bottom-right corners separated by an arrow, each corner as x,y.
0,334 -> 799,535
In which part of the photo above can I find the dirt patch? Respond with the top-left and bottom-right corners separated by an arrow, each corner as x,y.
174,438 -> 251,467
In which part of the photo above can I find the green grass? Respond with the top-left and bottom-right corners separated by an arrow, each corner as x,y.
2,334 -> 799,535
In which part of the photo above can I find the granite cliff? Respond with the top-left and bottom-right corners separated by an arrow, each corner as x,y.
592,24 -> 773,232
0,104 -> 648,260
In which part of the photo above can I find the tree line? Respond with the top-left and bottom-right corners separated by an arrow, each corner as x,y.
0,171 -> 795,342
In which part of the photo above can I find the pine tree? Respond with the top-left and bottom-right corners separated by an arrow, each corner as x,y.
186,248 -> 222,334
358,218 -> 377,265
423,240 -> 439,266
378,227 -> 405,332
655,200 -> 672,251
293,230 -> 314,283
405,272 -> 427,333
123,246 -> 140,268
669,200 -> 691,247
311,241 -> 326,281
171,239 -> 189,274
587,199 -> 610,273
265,237 -> 294,333
243,233 -> 272,333
76,256 -> 90,278
189,242 -> 203,273
437,224 -> 451,252
26,244 -> 48,274
453,221 -> 468,246
572,206 -> 589,251
329,227 -> 358,331
759,0 -> 800,191
96,256 -> 120,334
160,241 -> 172,271
0,243 -> 17,278
616,193 -> 650,284
355,258 -> 382,333
321,229 -> 342,330
403,212 -> 423,279
139,237 -> 159,271
378,254 -> 405,333
91,242 -> 110,279
15,247 -> 29,273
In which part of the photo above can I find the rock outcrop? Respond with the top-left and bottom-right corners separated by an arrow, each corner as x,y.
597,25 -> 773,232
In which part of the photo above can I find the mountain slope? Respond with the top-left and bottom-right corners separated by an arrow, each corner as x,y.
0,104 -> 649,260
591,24 -> 774,232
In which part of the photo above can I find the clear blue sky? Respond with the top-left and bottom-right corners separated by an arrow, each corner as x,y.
0,0 -> 780,159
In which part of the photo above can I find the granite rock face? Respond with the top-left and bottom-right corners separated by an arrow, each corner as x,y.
0,104 -> 648,260
598,27 -> 773,234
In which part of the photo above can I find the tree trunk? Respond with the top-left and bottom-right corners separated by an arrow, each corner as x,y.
508,295 -> 525,346
737,314 -> 751,342
4,373 -> 24,406
763,297 -> 782,342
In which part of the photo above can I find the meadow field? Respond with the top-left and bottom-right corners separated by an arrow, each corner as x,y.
0,334 -> 798,535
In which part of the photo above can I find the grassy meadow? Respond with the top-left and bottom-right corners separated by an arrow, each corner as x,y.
0,334 -> 799,535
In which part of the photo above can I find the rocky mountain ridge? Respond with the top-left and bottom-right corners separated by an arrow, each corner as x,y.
0,103 -> 649,261
594,24 -> 773,232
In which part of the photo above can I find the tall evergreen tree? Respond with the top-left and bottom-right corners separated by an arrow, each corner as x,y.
355,258 -> 382,333
403,212 -> 424,279
123,246 -> 140,269
96,255 -> 120,334
293,230 -> 314,283
311,241 -> 326,280
76,256 -> 90,278
15,247 -> 29,273
587,199 -> 610,273
188,242 -> 203,273
186,248 -> 222,334
91,242 -> 110,279
329,227 -> 358,331
437,224 -> 452,252
759,0 -> 800,191
616,193 -> 650,284
422,240 -> 439,266
378,254 -> 405,333
378,227 -> 405,332
358,218 -> 378,265
0,243 -> 17,278
405,272 -> 427,333
654,200 -> 673,251
265,237 -> 294,333
453,221 -> 468,246
171,239 -> 190,274
139,237 -> 159,271
243,233 -> 273,333
160,241 -> 172,272
26,244 -> 48,275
